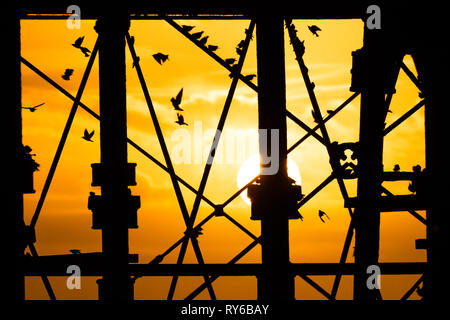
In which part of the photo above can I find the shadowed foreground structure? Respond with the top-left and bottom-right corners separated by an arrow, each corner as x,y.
2,2 -> 449,303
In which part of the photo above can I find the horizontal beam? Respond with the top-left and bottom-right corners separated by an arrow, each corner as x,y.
17,3 -> 366,20
24,262 -> 426,276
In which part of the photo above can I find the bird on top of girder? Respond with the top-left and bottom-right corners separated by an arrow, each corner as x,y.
181,25 -> 195,32
225,58 -> 236,65
199,36 -> 209,46
208,45 -> 219,52
175,113 -> 188,126
243,74 -> 256,81
171,88 -> 184,111
190,31 -> 204,40
308,25 -> 321,37
393,164 -> 400,172
22,102 -> 45,112
132,56 -> 140,69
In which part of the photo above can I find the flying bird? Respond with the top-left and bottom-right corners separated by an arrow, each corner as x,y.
190,31 -> 204,40
225,58 -> 236,65
22,102 -> 45,112
308,25 -> 321,37
393,164 -> 400,172
72,36 -> 84,48
72,36 -> 91,57
70,249 -> 81,255
318,210 -> 330,223
181,25 -> 195,32
175,113 -> 188,126
208,45 -> 219,52
198,36 -> 209,45
61,69 -> 74,80
152,53 -> 169,65
171,88 -> 184,111
82,129 -> 95,142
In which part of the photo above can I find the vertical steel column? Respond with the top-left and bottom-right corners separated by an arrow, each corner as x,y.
353,27 -> 387,301
253,16 -> 296,300
94,13 -> 134,301
414,48 -> 450,302
2,8 -> 24,302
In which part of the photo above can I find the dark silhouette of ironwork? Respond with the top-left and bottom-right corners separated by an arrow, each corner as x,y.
3,2 -> 448,303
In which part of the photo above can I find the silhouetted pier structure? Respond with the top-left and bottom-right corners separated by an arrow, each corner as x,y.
3,2 -> 448,302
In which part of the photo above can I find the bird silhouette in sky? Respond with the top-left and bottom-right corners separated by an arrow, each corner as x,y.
70,249 -> 81,255
175,113 -> 188,126
72,36 -> 91,57
61,69 -> 74,80
243,74 -> 256,81
208,45 -> 219,52
132,56 -> 140,68
318,210 -> 330,222
326,109 -> 335,116
237,39 -> 245,49
393,164 -> 400,172
236,47 -> 243,56
181,25 -> 195,32
191,31 -> 204,40
22,102 -> 45,112
129,35 -> 135,47
225,58 -> 236,65
152,53 -> 169,65
199,36 -> 209,45
171,88 -> 184,111
82,129 -> 95,142
308,25 -> 321,37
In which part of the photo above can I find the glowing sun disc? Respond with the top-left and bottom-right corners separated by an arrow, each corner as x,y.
236,154 -> 302,205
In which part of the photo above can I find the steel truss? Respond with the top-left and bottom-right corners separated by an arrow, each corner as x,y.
4,3 -> 448,302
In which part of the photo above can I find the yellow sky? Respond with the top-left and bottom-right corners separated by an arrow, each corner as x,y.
21,18 -> 426,300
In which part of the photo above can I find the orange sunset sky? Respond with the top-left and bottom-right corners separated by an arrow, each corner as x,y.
20,17 -> 425,300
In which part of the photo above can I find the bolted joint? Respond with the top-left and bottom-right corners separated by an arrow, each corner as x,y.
88,190 -> 140,229
248,181 -> 303,220
91,163 -> 137,187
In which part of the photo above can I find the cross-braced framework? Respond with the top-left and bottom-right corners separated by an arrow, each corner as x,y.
4,3 -> 449,302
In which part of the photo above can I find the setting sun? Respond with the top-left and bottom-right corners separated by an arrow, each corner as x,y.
237,154 -> 302,205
